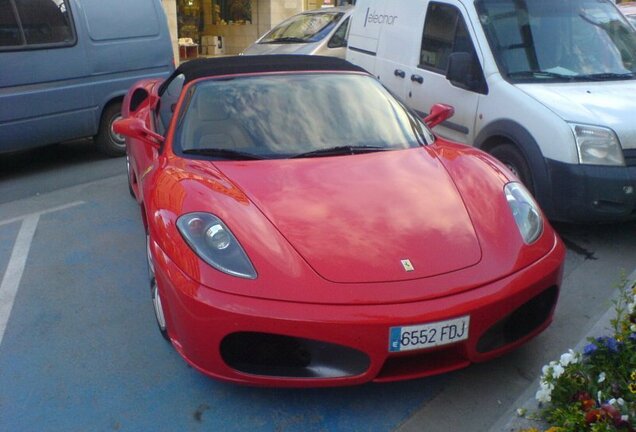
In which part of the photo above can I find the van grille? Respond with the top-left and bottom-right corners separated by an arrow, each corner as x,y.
625,149 -> 636,167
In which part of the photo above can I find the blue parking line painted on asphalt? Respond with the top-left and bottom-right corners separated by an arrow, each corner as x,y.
0,181 -> 446,431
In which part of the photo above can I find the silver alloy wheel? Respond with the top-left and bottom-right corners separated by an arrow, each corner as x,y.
152,280 -> 167,331
109,114 -> 125,147
146,234 -> 155,276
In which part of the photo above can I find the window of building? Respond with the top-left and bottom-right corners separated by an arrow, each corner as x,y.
212,0 -> 252,24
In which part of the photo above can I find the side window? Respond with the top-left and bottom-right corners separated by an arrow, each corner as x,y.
0,0 -> 21,46
420,3 -> 479,74
328,17 -> 350,48
0,0 -> 75,49
157,74 -> 185,135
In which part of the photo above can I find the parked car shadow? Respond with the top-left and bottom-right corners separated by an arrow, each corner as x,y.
0,139 -> 126,205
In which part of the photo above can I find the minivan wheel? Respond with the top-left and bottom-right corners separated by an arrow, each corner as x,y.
96,102 -> 125,157
489,143 -> 534,194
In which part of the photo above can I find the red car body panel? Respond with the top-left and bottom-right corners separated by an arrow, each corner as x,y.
214,149 -> 482,284
120,59 -> 566,387
151,232 -> 563,387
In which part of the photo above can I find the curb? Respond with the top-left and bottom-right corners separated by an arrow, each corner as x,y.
490,268 -> 636,432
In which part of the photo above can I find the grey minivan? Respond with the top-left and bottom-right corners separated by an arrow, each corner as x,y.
242,7 -> 353,58
0,0 -> 174,156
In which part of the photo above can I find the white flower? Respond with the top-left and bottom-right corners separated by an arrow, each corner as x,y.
541,364 -> 550,376
598,390 -> 603,404
560,350 -> 578,367
609,398 -> 626,407
622,415 -> 629,422
536,388 -> 552,403
552,364 -> 565,379
631,323 -> 636,332
598,372 -> 606,383
540,380 -> 554,391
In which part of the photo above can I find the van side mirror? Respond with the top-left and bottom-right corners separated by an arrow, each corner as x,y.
113,118 -> 164,148
424,104 -> 454,128
446,52 -> 486,93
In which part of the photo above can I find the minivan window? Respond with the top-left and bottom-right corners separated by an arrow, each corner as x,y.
420,3 -> 479,74
476,0 -> 636,82
328,17 -> 350,48
0,0 -> 22,46
0,0 -> 74,49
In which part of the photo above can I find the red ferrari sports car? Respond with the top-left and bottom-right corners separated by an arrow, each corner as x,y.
115,55 -> 565,387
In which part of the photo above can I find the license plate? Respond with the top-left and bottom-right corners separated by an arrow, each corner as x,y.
389,316 -> 470,352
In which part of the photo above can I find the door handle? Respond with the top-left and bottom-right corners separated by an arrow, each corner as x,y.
394,69 -> 406,78
411,74 -> 424,84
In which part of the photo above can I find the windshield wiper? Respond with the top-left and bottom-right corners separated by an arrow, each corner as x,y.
264,37 -> 308,44
507,70 -> 577,81
182,148 -> 267,160
290,145 -> 388,159
575,72 -> 636,81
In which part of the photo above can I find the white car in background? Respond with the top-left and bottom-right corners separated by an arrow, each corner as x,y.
241,7 -> 352,58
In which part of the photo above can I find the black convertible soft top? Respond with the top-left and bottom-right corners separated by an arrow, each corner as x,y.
158,55 -> 368,95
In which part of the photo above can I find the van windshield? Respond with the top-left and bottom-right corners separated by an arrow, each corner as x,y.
259,12 -> 343,44
475,0 -> 636,82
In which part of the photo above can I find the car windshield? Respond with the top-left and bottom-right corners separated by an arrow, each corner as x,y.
475,0 -> 636,82
259,12 -> 343,43
175,73 -> 429,160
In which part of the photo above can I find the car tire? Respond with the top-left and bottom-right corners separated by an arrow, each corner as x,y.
147,233 -> 169,341
489,142 -> 534,194
96,102 -> 126,157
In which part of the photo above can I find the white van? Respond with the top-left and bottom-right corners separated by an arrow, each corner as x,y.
346,0 -> 636,222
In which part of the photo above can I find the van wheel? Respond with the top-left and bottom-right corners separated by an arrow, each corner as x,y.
96,102 -> 125,157
489,143 -> 534,193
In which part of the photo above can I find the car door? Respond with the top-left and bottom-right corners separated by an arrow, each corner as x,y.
404,1 -> 485,145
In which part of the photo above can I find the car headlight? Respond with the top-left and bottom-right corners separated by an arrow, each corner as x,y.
504,182 -> 543,244
570,124 -> 625,166
176,212 -> 257,279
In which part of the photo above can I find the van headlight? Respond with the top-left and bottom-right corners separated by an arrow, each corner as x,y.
177,213 -> 257,279
505,182 -> 543,244
570,124 -> 625,166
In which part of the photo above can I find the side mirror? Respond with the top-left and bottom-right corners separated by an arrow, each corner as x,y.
113,117 -> 164,149
446,52 -> 485,93
424,103 -> 454,128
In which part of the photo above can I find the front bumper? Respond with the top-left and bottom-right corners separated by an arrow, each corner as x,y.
546,156 -> 636,223
152,237 -> 565,387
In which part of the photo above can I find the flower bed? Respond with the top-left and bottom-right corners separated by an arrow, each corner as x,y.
522,278 -> 636,432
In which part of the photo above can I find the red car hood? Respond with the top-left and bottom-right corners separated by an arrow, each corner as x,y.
216,148 -> 482,283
